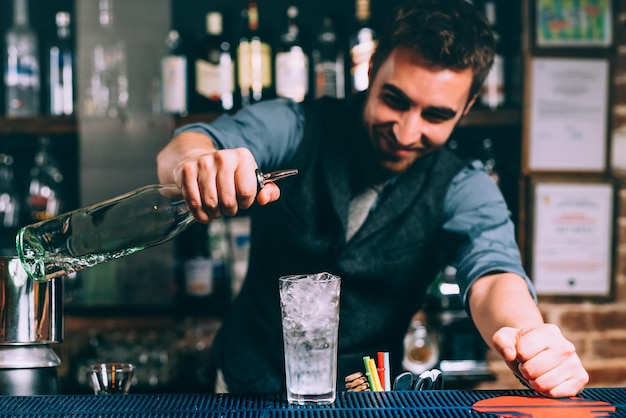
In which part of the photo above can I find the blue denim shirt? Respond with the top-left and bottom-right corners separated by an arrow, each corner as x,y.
174,98 -> 536,305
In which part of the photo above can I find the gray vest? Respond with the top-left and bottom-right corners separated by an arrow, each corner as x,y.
212,95 -> 467,393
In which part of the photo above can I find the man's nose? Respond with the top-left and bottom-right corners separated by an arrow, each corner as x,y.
393,112 -> 423,147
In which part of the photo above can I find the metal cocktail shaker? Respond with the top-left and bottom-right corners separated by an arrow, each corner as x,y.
0,256 -> 63,395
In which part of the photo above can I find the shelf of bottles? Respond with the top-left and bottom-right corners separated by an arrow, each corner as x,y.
0,0 -> 78,255
166,0 -> 522,122
2,0 -> 522,126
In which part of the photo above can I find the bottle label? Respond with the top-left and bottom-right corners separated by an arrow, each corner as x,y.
49,47 -> 74,115
480,54 -> 505,109
237,41 -> 252,91
184,257 -> 213,296
240,39 -> 272,100
350,34 -> 376,92
250,39 -> 272,89
195,56 -> 234,101
315,60 -> 344,98
162,55 -> 188,113
5,53 -> 40,115
5,55 -> 40,88
275,47 -> 308,102
29,194 -> 61,222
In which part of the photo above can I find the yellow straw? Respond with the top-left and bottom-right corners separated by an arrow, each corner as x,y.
368,357 -> 383,392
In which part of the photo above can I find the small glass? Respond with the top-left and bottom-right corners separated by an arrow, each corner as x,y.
88,362 -> 135,395
279,272 -> 341,405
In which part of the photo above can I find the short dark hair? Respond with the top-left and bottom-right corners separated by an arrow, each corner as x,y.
370,0 -> 495,99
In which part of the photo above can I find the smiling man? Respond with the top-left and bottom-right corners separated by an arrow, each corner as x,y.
157,0 -> 589,397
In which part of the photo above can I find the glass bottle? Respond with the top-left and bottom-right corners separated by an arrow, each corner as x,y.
312,16 -> 345,99
179,223 -> 213,299
48,11 -> 74,116
349,0 -> 377,93
208,218 -> 231,300
16,167 -> 293,282
480,137 -> 500,185
161,29 -> 188,115
26,137 -> 64,223
194,12 -> 234,112
402,319 -> 439,375
0,153 -> 20,229
4,0 -> 40,116
237,0 -> 273,107
17,184 -> 195,282
85,0 -> 128,118
479,0 -> 505,110
275,6 -> 308,103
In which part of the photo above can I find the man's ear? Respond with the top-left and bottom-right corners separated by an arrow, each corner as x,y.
463,95 -> 478,116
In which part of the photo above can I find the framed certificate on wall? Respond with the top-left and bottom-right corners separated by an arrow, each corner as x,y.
530,179 -> 615,297
524,57 -> 609,173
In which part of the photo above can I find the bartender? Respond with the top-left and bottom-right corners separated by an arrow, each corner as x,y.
157,0 -> 589,397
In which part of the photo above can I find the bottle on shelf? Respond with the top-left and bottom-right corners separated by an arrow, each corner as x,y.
178,223 -> 214,300
275,6 -> 308,103
479,0 -> 505,110
479,137 -> 500,186
349,0 -> 377,93
161,29 -> 188,115
194,12 -> 234,113
48,11 -> 74,116
26,137 -> 64,224
312,16 -> 345,99
3,0 -> 40,117
237,0 -> 273,107
84,0 -> 129,118
402,319 -> 439,375
0,153 -> 20,229
208,218 -> 232,300
0,152 -> 20,255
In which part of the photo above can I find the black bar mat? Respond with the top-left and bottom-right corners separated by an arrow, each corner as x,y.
0,388 -> 624,417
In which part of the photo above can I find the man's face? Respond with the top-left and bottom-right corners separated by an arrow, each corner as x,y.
363,47 -> 476,175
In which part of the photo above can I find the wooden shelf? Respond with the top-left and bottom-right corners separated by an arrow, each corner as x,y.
0,115 -> 77,135
174,107 -> 523,129
459,108 -> 522,127
0,108 -> 521,136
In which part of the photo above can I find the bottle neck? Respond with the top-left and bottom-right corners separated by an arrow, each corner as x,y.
13,0 -> 29,26
248,2 -> 259,32
355,0 -> 370,24
57,26 -> 70,39
207,13 -> 223,36
56,12 -> 71,40
99,0 -> 114,29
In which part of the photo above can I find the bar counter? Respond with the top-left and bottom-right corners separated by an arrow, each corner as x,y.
0,388 -> 625,417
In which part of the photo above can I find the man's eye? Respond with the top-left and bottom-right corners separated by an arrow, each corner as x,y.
423,111 -> 452,123
383,94 -> 408,110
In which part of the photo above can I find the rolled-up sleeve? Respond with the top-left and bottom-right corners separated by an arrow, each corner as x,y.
442,160 -> 536,308
172,98 -> 305,171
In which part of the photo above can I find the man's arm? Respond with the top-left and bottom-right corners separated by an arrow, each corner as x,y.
468,273 -> 589,397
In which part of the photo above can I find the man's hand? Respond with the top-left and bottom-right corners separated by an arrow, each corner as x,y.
492,325 -> 589,398
157,131 -> 281,223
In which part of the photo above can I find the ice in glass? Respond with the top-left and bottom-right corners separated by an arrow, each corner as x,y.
279,272 -> 340,405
